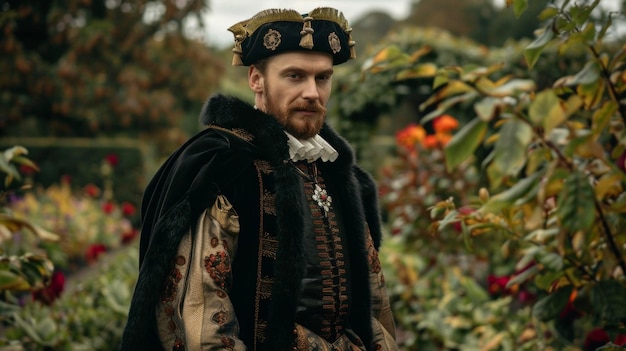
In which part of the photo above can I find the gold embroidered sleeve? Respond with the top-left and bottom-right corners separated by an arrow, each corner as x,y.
366,227 -> 398,350
156,195 -> 247,350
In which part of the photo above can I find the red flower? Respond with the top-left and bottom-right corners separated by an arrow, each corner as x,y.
32,271 -> 65,305
85,243 -> 107,264
84,183 -> 101,197
102,201 -> 115,214
433,114 -> 459,134
19,164 -> 38,176
121,228 -> 139,244
487,274 -> 511,296
615,334 -> 626,346
104,153 -> 119,167
121,202 -> 137,216
584,328 -> 611,351
517,290 -> 536,305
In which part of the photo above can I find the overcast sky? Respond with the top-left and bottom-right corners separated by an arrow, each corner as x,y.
201,0 -> 624,48
202,0 -> 411,48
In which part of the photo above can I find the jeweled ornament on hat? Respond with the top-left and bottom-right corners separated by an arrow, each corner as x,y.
328,32 -> 341,54
263,29 -> 281,50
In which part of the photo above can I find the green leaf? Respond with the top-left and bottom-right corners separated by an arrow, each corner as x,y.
538,252 -> 564,271
436,209 -> 459,231
481,171 -> 542,213
102,279 -> 131,315
573,61 -> 601,86
11,155 -> 39,171
491,79 -> 536,96
513,0 -> 528,18
474,97 -> 501,122
3,145 -> 29,160
460,275 -> 490,303
535,270 -> 565,290
592,101 -> 618,140
528,90 -> 565,134
507,264 -> 539,288
395,63 -> 438,80
36,317 -> 59,344
532,285 -> 573,321
444,118 -> 488,171
538,7 -> 559,21
525,25 -> 555,69
488,118 -> 533,186
597,13 -> 613,43
581,22 -> 596,42
557,172 -> 596,233
0,269 -> 28,290
591,280 -> 626,324
420,92 -> 478,123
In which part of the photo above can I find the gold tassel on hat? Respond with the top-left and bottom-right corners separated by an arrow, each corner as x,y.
346,27 -> 356,59
299,16 -> 314,49
228,22 -> 248,66
232,34 -> 244,66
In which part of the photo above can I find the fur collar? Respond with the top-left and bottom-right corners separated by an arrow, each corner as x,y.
200,94 -> 356,171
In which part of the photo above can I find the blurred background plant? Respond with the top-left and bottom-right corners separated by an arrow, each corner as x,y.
342,0 -> 626,350
0,146 -> 139,350
418,0 -> 626,349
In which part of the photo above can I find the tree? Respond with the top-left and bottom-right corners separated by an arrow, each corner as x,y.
0,0 -> 224,138
402,0 -> 543,46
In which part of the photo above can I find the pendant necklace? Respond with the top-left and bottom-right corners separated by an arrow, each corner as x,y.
292,162 -> 332,216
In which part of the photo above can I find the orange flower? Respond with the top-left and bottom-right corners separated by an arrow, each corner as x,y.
433,114 -> 459,134
437,133 -> 453,146
422,135 -> 439,149
396,123 -> 426,149
422,132 -> 453,149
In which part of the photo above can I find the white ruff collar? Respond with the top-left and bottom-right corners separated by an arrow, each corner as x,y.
285,132 -> 339,162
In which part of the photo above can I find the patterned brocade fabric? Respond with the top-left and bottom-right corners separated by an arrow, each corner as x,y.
156,195 -> 247,350
154,160 -> 398,351
294,161 -> 350,342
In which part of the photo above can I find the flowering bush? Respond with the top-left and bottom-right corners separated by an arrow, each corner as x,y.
8,177 -> 138,269
1,146 -> 56,294
420,1 -> 626,349
1,244 -> 138,350
1,148 -> 140,349
379,115 -> 549,349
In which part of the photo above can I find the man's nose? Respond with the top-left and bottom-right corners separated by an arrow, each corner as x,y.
301,78 -> 320,100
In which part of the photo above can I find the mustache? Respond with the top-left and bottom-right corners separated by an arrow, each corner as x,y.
290,102 -> 327,114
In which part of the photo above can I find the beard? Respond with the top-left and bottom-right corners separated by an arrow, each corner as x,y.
264,89 -> 327,139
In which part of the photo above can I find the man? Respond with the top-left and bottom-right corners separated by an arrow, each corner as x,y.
120,7 -> 398,351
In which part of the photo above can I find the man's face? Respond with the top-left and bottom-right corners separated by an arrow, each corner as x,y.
249,51 -> 334,139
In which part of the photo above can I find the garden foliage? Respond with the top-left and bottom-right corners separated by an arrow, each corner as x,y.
0,147 -> 139,350
365,0 -> 626,349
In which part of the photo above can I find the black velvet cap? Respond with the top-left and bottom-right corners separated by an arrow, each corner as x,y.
228,7 -> 356,66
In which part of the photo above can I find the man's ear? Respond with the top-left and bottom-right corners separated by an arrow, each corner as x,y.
248,66 -> 264,93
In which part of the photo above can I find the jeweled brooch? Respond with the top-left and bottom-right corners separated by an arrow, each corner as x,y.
312,184 -> 332,215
